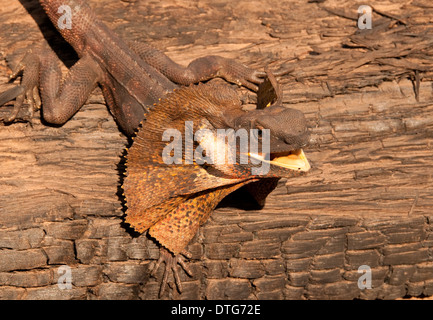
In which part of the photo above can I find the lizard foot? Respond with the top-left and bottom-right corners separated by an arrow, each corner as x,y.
151,247 -> 193,297
0,50 -> 42,123
216,58 -> 266,91
215,58 -> 293,92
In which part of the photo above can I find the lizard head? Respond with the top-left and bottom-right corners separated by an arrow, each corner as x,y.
229,103 -> 311,175
196,70 -> 311,178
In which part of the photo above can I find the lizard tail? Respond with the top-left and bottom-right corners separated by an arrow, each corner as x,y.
0,85 -> 25,107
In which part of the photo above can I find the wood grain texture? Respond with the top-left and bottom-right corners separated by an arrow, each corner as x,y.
0,0 -> 432,300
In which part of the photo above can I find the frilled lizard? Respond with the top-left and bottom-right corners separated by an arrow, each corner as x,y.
124,73 -> 311,295
0,0 -> 311,297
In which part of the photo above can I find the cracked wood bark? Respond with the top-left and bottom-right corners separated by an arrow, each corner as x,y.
0,0 -> 433,300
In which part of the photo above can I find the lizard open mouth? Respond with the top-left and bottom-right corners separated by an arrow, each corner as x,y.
249,149 -> 310,172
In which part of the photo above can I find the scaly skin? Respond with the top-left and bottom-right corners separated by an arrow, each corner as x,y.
0,0 -> 266,136
0,0 -> 311,296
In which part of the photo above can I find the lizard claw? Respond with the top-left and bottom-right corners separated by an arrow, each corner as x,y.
211,57 -> 267,92
0,51 -> 41,123
151,247 -> 193,297
245,66 -> 294,90
217,60 -> 291,92
0,84 -> 40,123
240,70 -> 267,91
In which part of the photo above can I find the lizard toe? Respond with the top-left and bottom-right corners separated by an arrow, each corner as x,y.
152,247 -> 193,297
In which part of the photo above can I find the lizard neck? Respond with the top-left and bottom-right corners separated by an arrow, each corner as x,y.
221,108 -> 247,129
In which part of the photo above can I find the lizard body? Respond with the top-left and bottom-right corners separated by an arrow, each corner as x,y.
0,0 -> 265,136
0,0 -> 312,296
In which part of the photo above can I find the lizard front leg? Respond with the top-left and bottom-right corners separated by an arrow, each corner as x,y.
0,46 -> 103,124
129,41 -> 266,91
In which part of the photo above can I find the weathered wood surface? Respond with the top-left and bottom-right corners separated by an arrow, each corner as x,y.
0,0 -> 432,300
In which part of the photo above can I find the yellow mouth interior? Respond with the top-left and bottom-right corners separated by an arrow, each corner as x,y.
249,149 -> 310,172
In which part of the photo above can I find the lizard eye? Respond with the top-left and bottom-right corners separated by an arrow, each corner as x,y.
253,126 -> 264,140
